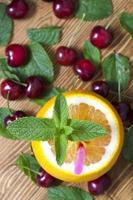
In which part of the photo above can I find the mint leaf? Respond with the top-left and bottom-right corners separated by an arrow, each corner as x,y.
83,41 -> 101,66
120,12 -> 133,37
53,94 -> 68,128
16,153 -> 40,183
0,42 -> 54,83
123,126 -> 133,162
102,53 -> 131,91
76,0 -> 113,21
0,58 -> 20,81
55,134 -> 68,166
48,186 -> 93,200
0,3 -> 13,46
0,124 -> 15,139
7,117 -> 56,141
33,87 -> 65,106
28,26 -> 61,45
63,126 -> 73,136
69,119 -> 107,141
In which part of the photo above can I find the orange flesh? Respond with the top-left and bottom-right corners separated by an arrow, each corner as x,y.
49,103 -> 111,165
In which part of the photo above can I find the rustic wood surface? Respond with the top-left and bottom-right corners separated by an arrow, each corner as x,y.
0,0 -> 133,199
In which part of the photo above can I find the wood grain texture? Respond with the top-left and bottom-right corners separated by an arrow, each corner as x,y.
0,0 -> 133,199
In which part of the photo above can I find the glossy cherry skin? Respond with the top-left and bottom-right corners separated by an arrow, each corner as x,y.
90,26 -> 113,49
73,59 -> 96,81
1,79 -> 23,100
14,111 -> 26,119
36,169 -> 56,188
6,44 -> 28,67
88,174 -> 112,195
25,76 -> 44,99
92,80 -> 110,97
6,0 -> 29,19
112,102 -> 130,122
56,46 -> 77,66
53,0 -> 75,18
4,115 -> 16,127
4,111 -> 26,127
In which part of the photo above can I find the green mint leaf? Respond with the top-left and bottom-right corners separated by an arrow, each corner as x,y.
76,0 -> 113,21
55,134 -> 68,166
0,124 -> 15,139
48,186 -> 93,200
102,53 -> 131,91
27,26 -> 61,45
0,3 -> 13,46
83,41 -> 101,66
69,119 -> 107,141
16,153 -> 40,183
0,58 -> 20,81
122,126 -> 133,162
63,126 -> 73,136
53,94 -> 68,128
120,12 -> 133,37
7,117 -> 56,141
32,87 -> 65,106
0,42 -> 54,83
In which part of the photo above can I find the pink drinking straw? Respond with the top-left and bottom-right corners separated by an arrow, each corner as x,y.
74,144 -> 85,175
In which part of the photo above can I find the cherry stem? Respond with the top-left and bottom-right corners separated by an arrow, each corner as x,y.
0,69 -> 26,87
12,79 -> 27,87
105,15 -> 117,30
7,92 -> 13,115
114,52 -> 121,102
105,10 -> 124,30
67,13 -> 86,47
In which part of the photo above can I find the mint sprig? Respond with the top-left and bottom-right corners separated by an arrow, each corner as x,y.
0,94 -> 107,166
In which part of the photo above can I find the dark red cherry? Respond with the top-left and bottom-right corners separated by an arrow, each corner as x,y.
14,111 -> 26,119
90,26 -> 113,49
112,102 -> 130,122
73,59 -> 96,81
6,44 -> 28,67
92,80 -> 110,97
4,111 -> 26,127
4,115 -> 16,127
36,169 -> 56,188
6,0 -> 29,19
1,79 -> 23,100
56,46 -> 77,66
88,174 -> 112,195
53,0 -> 75,18
25,76 -> 44,99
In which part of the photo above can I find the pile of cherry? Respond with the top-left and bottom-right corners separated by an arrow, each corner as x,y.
1,0 -> 133,196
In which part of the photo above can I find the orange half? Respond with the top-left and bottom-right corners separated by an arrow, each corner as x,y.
32,91 -> 124,183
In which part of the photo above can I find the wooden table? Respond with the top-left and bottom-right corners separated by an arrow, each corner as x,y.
0,0 -> 133,199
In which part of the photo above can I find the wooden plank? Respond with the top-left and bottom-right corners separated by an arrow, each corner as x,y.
0,0 -> 133,199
